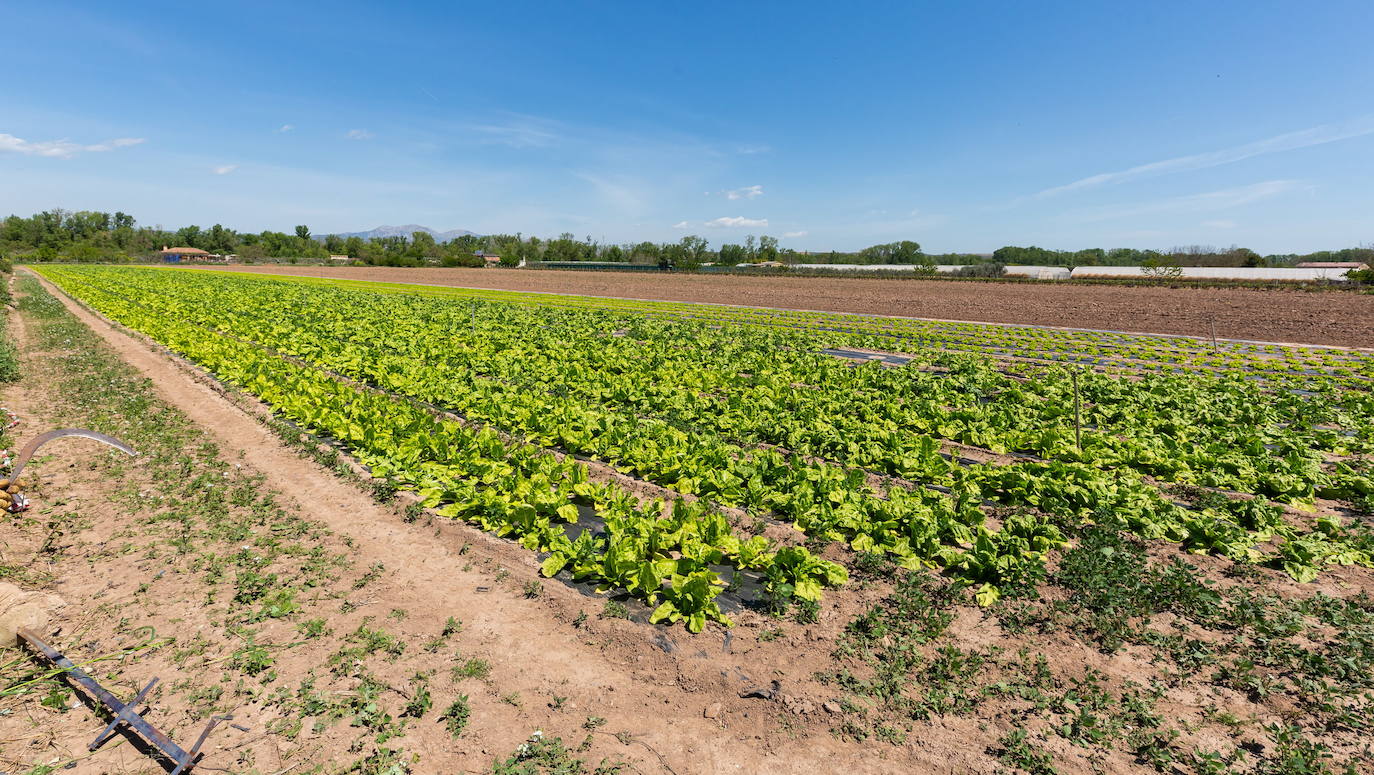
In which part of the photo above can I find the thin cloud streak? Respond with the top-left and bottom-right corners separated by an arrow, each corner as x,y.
466,120 -> 561,148
1071,180 -> 1306,223
1036,117 -> 1374,198
725,184 -> 763,200
573,172 -> 646,214
0,133 -> 144,159
704,216 -> 768,228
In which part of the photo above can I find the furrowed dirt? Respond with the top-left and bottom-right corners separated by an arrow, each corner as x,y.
207,265 -> 1374,348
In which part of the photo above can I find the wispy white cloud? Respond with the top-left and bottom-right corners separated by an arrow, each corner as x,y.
573,172 -> 646,214
671,220 -> 689,229
276,124 -> 294,133
892,209 -> 949,228
1036,117 -> 1374,198
212,164 -> 238,175
467,119 -> 560,148
704,216 -> 768,228
782,230 -> 808,238
1073,180 -> 1306,222
736,144 -> 771,155
345,129 -> 374,140
725,184 -> 764,200
0,133 -> 144,159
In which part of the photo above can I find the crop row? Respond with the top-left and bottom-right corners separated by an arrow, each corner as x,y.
39,267 -> 1374,606
86,268 -> 1374,504
246,270 -> 1374,382
39,267 -> 862,631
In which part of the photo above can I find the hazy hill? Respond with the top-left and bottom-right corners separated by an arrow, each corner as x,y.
323,224 -> 480,241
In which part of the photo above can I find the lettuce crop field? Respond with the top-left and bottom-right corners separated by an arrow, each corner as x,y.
29,264 -> 1374,773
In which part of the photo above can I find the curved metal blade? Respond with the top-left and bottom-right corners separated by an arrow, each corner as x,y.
8,429 -> 137,481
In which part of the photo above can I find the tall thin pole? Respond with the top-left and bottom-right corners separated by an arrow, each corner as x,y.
1209,316 -> 1218,352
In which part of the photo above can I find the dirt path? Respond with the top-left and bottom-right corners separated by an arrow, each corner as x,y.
202,265 -> 1374,348
15,273 -> 942,772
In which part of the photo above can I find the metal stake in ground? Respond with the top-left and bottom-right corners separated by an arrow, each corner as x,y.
16,627 -> 229,775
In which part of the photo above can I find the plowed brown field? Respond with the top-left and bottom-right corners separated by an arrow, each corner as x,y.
205,265 -> 1374,348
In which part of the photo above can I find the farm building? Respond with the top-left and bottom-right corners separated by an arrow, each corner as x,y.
328,254 -> 350,263
160,246 -> 209,263
1070,265 -> 1361,281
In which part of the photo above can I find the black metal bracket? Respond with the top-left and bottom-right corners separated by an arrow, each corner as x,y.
17,627 -> 227,774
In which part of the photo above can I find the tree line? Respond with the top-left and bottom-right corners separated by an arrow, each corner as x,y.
988,244 -> 1374,268
2,209 -> 1368,270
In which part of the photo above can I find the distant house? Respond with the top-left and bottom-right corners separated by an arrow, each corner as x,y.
161,246 -> 209,263
474,251 -> 502,267
328,255 -> 351,263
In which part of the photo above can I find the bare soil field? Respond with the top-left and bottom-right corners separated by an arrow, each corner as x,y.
210,265 -> 1374,348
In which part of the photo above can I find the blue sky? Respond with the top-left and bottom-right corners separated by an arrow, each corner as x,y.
3,1 -> 1372,253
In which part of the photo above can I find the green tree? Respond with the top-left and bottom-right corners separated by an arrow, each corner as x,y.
413,231 -> 437,254
718,244 -> 746,265
658,242 -> 687,269
206,224 -> 236,254
679,235 -> 709,268
758,235 -> 780,262
629,241 -> 660,265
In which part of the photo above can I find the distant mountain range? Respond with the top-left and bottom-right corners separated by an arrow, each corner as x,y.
322,224 -> 481,241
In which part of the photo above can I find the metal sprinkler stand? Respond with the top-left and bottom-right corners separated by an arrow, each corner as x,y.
17,627 -> 229,775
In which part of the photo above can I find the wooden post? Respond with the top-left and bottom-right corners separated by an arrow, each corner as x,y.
1072,369 -> 1083,452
